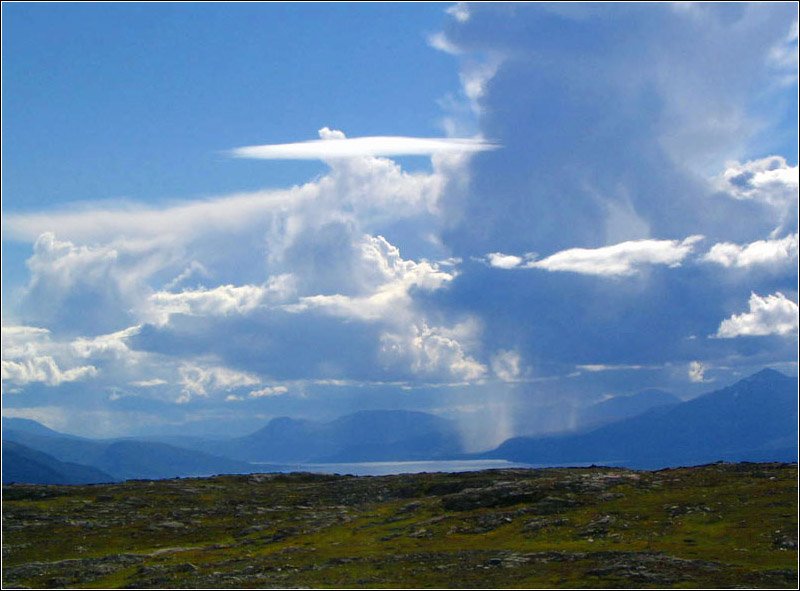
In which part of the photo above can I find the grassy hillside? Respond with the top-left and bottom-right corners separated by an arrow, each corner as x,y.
2,462 -> 797,588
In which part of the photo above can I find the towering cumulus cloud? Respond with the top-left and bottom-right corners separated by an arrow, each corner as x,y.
430,2 -> 797,390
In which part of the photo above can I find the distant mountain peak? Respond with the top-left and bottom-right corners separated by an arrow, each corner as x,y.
487,368 -> 798,469
2,418 -> 68,438
747,368 -> 788,382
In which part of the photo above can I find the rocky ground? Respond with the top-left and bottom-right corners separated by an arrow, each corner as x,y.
2,462 -> 797,588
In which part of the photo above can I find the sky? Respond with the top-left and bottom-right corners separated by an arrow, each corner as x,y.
2,2 -> 798,448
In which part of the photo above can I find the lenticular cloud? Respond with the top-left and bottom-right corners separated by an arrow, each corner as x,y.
230,128 -> 499,160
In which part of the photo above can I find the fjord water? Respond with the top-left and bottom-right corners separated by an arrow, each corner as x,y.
254,459 -> 600,476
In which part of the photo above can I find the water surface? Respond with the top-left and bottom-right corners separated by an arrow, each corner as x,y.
254,459 -> 586,476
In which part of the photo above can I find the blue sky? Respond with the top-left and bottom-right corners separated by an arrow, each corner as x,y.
2,3 -> 798,446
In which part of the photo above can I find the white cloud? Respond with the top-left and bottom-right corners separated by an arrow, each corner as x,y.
1,325 -> 51,359
1,325 -> 50,339
1,325 -> 99,388
380,321 -> 487,383
459,59 -> 502,105
576,363 -> 659,373
446,2 -> 471,23
716,156 -> 798,209
715,292 -> 799,338
428,32 -> 462,55
488,236 -> 704,276
18,232 -> 183,333
5,132 -> 462,309
163,261 -> 210,291
247,385 -> 289,398
485,252 -> 525,269
129,378 -> 168,388
230,128 -> 498,160
25,232 -> 120,287
146,275 -> 295,325
2,356 -> 97,388
286,234 -> 455,321
688,360 -> 709,383
70,325 -> 143,360
3,189 -> 311,245
702,233 -> 798,268
768,20 -> 799,76
226,386 -> 288,402
491,349 -> 523,382
3,132 -> 489,389
177,363 -> 261,403
5,150 -> 459,334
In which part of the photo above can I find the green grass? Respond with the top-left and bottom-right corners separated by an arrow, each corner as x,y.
2,463 -> 797,588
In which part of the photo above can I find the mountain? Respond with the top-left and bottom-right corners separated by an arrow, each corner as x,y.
485,369 -> 798,469
206,410 -> 463,463
319,410 -> 464,462
577,388 -> 680,429
2,440 -> 115,485
2,423 -> 256,481
2,410 -> 463,479
2,417 -> 74,438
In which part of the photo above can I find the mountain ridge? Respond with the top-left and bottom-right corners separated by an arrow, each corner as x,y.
482,368 -> 798,469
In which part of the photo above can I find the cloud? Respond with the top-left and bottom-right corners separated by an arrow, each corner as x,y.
286,234 -> 455,321
247,385 -> 289,398
688,360 -> 709,383
485,252 -> 526,269
446,3 -> 471,23
380,321 -> 487,383
146,275 -> 296,325
177,363 -> 261,403
230,128 -> 498,160
716,156 -> 799,207
488,236 -> 704,276
3,190 -> 310,245
702,233 -> 798,268
5,130 -> 466,338
163,261 -> 210,291
70,325 -> 143,361
18,233 -> 178,333
576,364 -> 660,373
767,20 -> 799,76
715,156 -> 799,236
491,349 -> 522,382
129,378 -> 168,388
1,325 -> 52,359
428,32 -> 462,55
5,144 -> 490,392
715,292 -> 799,338
2,356 -> 97,388
1,324 -> 99,388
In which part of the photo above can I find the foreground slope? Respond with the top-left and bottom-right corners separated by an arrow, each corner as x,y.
2,462 -> 796,588
487,369 -> 798,468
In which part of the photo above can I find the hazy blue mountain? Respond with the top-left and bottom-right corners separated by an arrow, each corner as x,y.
317,410 -> 463,462
3,410 -> 463,477
485,369 -> 798,469
2,417 -> 74,438
91,440 -> 256,481
577,389 -> 680,429
2,440 -> 115,485
206,410 -> 463,463
3,424 -> 256,481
